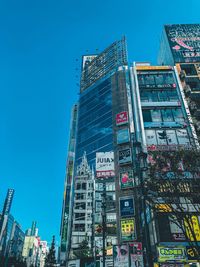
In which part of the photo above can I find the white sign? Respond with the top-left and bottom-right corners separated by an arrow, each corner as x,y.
96,152 -> 115,178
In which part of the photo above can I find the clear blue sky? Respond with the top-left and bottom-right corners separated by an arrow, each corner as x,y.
0,0 -> 199,245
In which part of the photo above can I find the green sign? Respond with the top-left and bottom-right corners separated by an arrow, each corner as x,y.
120,170 -> 134,189
157,247 -> 186,262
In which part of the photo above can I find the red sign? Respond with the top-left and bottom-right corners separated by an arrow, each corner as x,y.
116,111 -> 128,126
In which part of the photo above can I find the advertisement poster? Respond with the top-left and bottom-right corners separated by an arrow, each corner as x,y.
96,152 -> 115,178
120,170 -> 134,189
113,245 -> 129,267
129,243 -> 144,267
117,128 -> 130,144
121,218 -> 136,241
118,148 -> 132,165
157,247 -> 186,262
186,246 -> 199,261
116,111 -> 128,126
120,197 -> 135,217
184,215 -> 200,241
165,24 -> 200,63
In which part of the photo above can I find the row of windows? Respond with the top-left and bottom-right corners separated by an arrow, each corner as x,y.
145,129 -> 190,146
138,73 -> 175,85
142,108 -> 185,123
140,89 -> 179,102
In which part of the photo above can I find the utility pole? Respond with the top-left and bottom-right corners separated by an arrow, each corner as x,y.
102,180 -> 106,267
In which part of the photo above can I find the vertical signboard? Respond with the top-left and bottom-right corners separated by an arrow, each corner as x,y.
117,128 -> 130,144
129,243 -> 144,267
96,152 -> 115,178
120,170 -> 134,189
113,245 -> 129,267
120,197 -> 135,217
118,149 -> 132,165
120,218 -> 136,241
116,111 -> 128,126
3,189 -> 15,215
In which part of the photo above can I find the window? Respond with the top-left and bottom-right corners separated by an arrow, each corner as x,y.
172,108 -> 185,122
74,224 -> 85,231
145,130 -> 157,145
145,74 -> 155,85
161,109 -> 173,122
176,129 -> 190,145
166,130 -> 178,145
143,110 -> 152,122
155,74 -> 164,85
75,203 -> 86,210
75,213 -> 85,220
151,110 -> 162,122
140,91 -> 149,102
156,130 -> 167,145
168,90 -> 178,101
158,90 -> 168,101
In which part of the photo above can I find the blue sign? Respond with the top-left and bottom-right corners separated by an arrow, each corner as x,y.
120,197 -> 135,217
117,128 -> 130,144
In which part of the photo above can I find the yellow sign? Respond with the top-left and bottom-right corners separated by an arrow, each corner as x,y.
136,66 -> 172,71
155,204 -> 172,212
184,215 -> 200,241
121,218 -> 136,241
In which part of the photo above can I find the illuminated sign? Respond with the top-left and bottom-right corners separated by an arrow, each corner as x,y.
120,170 -> 134,189
120,218 -> 136,241
118,149 -> 132,165
116,111 -> 128,126
157,246 -> 186,262
120,197 -> 135,217
96,152 -> 115,178
186,246 -> 199,261
184,215 -> 200,241
129,243 -> 144,267
117,128 -> 130,144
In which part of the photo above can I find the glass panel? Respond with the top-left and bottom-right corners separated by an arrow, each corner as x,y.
151,110 -> 162,122
140,91 -> 149,102
172,108 -> 185,122
143,110 -> 152,122
162,109 -> 174,122
155,74 -> 164,85
145,75 -> 155,85
165,73 -> 174,84
166,130 -> 178,145
156,130 -> 167,145
176,129 -> 190,145
145,130 -> 157,145
158,91 -> 168,101
167,90 -> 178,101
149,91 -> 158,102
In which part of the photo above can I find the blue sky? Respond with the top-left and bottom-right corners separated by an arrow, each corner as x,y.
0,0 -> 199,245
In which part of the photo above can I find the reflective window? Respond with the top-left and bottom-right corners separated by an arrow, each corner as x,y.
166,130 -> 178,145
143,110 -> 152,122
172,108 -> 185,122
151,110 -> 162,122
162,109 -> 173,122
176,129 -> 190,145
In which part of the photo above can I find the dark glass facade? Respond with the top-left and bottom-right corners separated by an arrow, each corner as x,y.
76,77 -> 113,167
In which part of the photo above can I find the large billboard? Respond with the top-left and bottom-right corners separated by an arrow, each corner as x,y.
165,24 -> 200,63
96,152 -> 115,178
157,246 -> 186,262
113,245 -> 129,267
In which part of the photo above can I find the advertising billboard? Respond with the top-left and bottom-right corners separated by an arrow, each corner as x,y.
129,243 -> 144,267
118,148 -> 132,165
184,215 -> 200,241
117,128 -> 130,144
116,111 -> 128,126
120,197 -> 135,217
120,218 -> 136,241
96,152 -> 115,178
165,24 -> 200,63
120,170 -> 134,189
113,245 -> 129,267
157,247 -> 186,262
